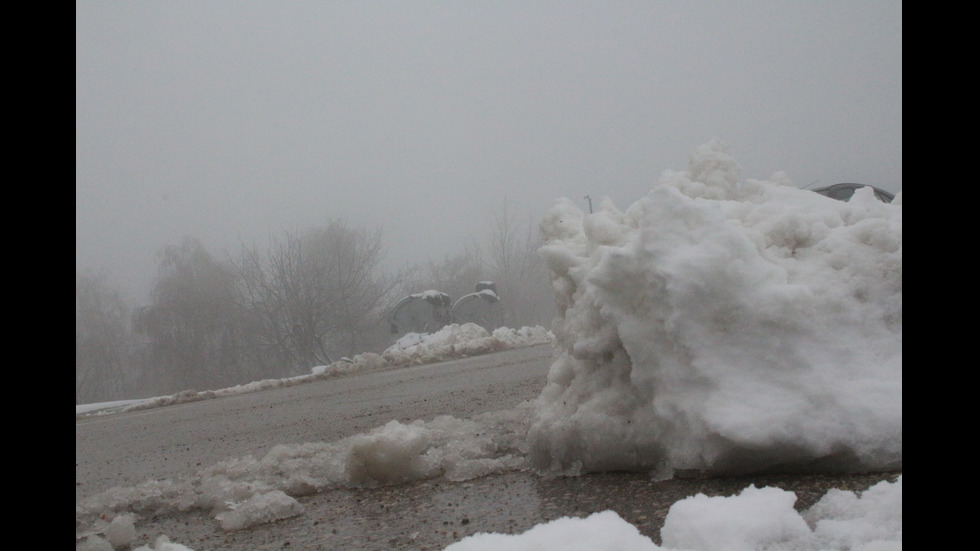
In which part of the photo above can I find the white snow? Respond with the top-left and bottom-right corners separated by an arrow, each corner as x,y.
76,140 -> 901,551
444,477 -> 901,551
527,139 -> 900,477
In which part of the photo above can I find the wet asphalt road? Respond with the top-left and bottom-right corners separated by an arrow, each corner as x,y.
76,345 -> 554,502
76,344 -> 899,550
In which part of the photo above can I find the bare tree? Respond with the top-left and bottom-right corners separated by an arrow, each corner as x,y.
76,270 -> 135,403
236,221 -> 397,374
394,249 -> 485,303
482,198 -> 556,328
135,237 -> 247,393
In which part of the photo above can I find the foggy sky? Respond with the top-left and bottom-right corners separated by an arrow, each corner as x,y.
76,1 -> 902,305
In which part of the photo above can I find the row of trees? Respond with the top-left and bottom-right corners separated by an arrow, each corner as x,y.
76,206 -> 557,404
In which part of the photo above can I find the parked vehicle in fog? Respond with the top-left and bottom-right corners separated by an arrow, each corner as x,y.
388,282 -> 503,336
810,183 -> 895,203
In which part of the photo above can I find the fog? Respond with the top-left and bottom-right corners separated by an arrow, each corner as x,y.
76,140 -> 900,550
75,1 -> 902,305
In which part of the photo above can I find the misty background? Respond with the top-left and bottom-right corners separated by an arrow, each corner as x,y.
76,1 -> 902,403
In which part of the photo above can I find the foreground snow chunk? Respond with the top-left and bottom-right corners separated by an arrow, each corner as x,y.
105,514 -> 136,547
444,510 -> 658,551
133,535 -> 197,551
214,490 -> 304,531
804,476 -> 903,549
445,476 -> 902,551
660,476 -> 902,551
661,485 -> 814,550
345,420 -> 440,485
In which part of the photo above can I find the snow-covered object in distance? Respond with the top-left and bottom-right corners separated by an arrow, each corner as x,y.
809,182 -> 895,203
388,290 -> 453,335
452,281 -> 502,331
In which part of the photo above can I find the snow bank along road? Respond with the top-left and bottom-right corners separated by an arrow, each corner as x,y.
75,344 -> 554,501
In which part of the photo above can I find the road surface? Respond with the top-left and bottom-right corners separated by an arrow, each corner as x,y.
76,344 -> 899,550
76,345 -> 553,501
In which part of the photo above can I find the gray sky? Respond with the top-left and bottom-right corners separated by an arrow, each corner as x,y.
76,1 -> 902,304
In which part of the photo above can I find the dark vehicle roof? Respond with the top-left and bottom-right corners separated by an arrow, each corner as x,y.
810,183 -> 895,203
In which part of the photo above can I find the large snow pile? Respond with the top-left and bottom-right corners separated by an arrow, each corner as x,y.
527,139 -> 901,476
